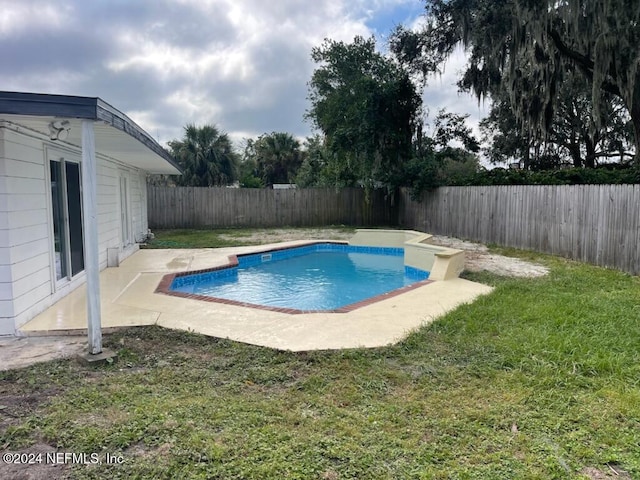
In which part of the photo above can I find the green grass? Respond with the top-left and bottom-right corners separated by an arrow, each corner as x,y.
1,242 -> 639,479
143,226 -> 355,249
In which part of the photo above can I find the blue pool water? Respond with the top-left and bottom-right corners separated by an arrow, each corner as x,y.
170,243 -> 429,311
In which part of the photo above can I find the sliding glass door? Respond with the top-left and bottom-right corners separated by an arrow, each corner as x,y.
50,159 -> 84,282
50,161 -> 67,280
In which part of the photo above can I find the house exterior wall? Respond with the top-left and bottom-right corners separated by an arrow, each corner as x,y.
0,123 -> 149,334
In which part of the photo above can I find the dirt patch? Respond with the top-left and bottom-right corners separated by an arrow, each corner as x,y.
0,336 -> 86,372
429,235 -> 549,278
217,227 -> 354,244
580,465 -> 632,479
0,380 -> 64,431
0,374 -> 73,479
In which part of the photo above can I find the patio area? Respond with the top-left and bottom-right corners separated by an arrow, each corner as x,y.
19,241 -> 492,351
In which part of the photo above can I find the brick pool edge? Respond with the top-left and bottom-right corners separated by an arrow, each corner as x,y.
154,241 -> 433,314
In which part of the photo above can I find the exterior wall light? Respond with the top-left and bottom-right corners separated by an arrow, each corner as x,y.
49,120 -> 71,141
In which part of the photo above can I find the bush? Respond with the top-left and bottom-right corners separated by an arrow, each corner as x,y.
447,165 -> 640,186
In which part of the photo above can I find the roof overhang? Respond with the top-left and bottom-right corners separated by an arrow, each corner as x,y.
0,91 -> 182,175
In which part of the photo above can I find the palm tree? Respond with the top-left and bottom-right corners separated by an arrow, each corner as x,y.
252,132 -> 302,186
169,124 -> 239,186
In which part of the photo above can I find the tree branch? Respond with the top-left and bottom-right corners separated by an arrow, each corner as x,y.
547,28 -> 622,97
596,151 -> 635,159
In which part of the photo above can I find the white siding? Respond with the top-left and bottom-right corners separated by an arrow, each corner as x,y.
140,172 -> 149,234
131,171 -> 144,241
97,161 -> 119,269
8,252 -> 50,282
94,157 -> 147,285
0,208 -> 48,229
0,123 -> 151,334
7,238 -> 49,264
0,281 -> 12,301
0,128 -> 50,334
1,157 -> 46,178
0,301 -> 14,321
12,283 -> 56,326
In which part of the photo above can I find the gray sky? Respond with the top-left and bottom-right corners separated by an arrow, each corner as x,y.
0,0 -> 487,149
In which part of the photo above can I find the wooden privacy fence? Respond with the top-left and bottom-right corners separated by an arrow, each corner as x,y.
147,186 -> 396,229
399,184 -> 640,275
148,184 -> 640,274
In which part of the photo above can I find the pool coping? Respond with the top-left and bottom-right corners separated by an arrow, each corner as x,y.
18,244 -> 494,351
155,241 -> 434,314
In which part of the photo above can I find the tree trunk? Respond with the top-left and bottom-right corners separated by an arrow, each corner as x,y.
631,105 -> 640,165
630,81 -> 640,165
568,130 -> 582,167
584,135 -> 596,168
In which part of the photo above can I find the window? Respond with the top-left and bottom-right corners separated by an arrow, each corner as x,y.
50,159 -> 84,281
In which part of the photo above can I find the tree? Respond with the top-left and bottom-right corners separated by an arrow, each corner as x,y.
405,110 -> 481,194
481,70 -> 635,169
391,0 -> 640,161
169,124 -> 238,186
237,157 -> 263,188
295,135 -> 330,187
244,132 -> 302,186
306,36 -> 422,190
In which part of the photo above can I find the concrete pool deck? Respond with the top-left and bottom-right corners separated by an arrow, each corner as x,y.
18,241 -> 493,351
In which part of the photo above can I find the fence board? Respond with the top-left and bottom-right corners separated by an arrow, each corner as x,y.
399,185 -> 640,275
147,186 -> 395,230
148,184 -> 640,275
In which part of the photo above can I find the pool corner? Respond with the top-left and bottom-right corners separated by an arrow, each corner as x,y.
349,228 -> 465,280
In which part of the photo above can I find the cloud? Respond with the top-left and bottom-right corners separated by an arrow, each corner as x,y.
0,0 -> 485,152
421,46 -> 489,151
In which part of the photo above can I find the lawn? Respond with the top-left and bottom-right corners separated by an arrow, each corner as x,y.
1,232 -> 639,479
142,226 -> 355,248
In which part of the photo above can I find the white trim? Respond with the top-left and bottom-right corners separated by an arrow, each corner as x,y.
43,145 -> 56,293
42,139 -> 83,160
2,120 -> 148,173
44,146 -> 84,291
140,172 -> 148,236
118,169 -> 134,249
81,120 -> 102,354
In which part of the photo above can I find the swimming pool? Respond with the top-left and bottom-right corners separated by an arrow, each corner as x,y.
165,243 -> 430,313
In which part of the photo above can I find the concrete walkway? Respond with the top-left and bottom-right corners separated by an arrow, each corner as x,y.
18,242 -> 493,351
0,335 -> 86,371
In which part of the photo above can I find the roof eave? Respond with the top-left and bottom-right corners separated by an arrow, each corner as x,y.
0,91 -> 183,174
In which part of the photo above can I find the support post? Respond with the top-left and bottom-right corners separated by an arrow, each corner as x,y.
81,120 -> 102,354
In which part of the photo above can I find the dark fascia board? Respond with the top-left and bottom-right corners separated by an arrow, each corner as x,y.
0,91 -> 182,174
94,98 -> 182,173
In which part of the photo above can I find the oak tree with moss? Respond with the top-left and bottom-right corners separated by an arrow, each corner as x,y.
391,0 -> 640,161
